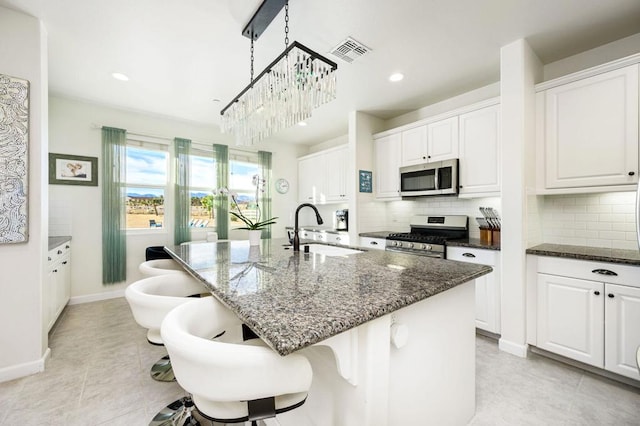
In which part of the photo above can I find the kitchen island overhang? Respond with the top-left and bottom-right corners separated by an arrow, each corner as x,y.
164,239 -> 492,425
164,239 -> 492,356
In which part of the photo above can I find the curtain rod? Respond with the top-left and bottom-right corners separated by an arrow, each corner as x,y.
90,123 -> 259,154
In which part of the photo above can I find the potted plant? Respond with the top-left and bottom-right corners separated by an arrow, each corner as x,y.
216,175 -> 278,245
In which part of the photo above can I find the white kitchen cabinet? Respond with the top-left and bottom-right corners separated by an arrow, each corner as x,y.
447,246 -> 501,333
325,146 -> 348,202
325,232 -> 350,246
47,241 -> 72,331
359,237 -> 386,250
531,256 -> 640,380
297,145 -> 348,204
536,273 -> 604,367
604,283 -> 640,378
458,104 -> 501,196
400,118 -> 458,167
374,133 -> 402,199
539,64 -> 639,190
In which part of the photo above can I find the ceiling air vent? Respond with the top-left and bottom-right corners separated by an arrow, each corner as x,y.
329,37 -> 371,63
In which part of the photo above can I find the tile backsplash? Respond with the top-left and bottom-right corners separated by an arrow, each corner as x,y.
541,192 -> 637,250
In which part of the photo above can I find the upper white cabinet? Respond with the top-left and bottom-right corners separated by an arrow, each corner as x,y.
375,133 -> 402,199
298,145 -> 348,204
538,63 -> 639,191
400,117 -> 458,167
458,104 -> 501,196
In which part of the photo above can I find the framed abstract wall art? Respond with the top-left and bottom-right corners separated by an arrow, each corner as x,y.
49,153 -> 98,186
0,73 -> 29,244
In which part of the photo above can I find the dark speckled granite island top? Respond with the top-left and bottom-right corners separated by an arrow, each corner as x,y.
165,238 -> 492,356
527,243 -> 640,266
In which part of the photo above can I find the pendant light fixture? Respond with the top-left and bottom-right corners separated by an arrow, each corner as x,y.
220,0 -> 338,146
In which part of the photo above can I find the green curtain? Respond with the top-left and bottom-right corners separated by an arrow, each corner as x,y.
101,126 -> 127,284
214,144 -> 229,239
174,138 -> 191,245
258,150 -> 273,239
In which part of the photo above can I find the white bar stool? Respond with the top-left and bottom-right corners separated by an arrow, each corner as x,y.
161,296 -> 313,426
139,258 -> 185,276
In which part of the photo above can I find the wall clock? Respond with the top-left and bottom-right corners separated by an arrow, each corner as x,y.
275,178 -> 290,194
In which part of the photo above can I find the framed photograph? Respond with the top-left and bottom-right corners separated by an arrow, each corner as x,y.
49,153 -> 98,186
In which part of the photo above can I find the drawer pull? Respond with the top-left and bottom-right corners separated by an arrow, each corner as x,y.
57,250 -> 63,254
370,241 -> 378,245
336,237 -> 341,241
591,269 -> 617,276
65,245 -> 70,249
594,291 -> 600,296
462,253 -> 476,258
62,261 -> 68,265
608,293 -> 615,298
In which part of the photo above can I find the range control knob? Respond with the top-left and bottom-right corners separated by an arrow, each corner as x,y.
408,243 -> 414,248
425,245 -> 432,251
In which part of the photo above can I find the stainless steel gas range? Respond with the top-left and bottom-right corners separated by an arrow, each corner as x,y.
385,215 -> 468,258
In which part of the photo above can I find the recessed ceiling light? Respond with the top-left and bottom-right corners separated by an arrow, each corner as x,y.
389,73 -> 404,82
298,121 -> 308,126
112,72 -> 129,81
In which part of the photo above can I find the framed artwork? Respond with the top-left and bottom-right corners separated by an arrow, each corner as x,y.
0,73 -> 29,244
49,153 -> 98,186
359,170 -> 372,193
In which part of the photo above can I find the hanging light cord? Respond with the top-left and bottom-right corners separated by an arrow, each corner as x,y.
250,37 -> 255,84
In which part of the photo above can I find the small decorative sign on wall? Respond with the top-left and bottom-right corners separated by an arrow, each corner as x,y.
0,73 -> 29,244
359,170 -> 372,193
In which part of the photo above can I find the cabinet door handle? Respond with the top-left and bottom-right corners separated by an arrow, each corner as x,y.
57,250 -> 63,254
594,291 -> 600,296
62,261 -> 68,265
608,293 -> 615,298
53,269 -> 58,273
462,253 -> 476,258
629,171 -> 635,176
336,237 -> 341,241
370,241 -> 378,245
591,269 -> 618,276
65,245 -> 70,249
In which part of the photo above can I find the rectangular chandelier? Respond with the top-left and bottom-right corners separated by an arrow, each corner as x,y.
220,41 -> 337,146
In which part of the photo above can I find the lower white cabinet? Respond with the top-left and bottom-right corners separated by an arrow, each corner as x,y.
359,237 -> 386,250
447,246 -> 501,334
532,256 -> 640,380
47,241 -> 72,331
297,230 -> 349,246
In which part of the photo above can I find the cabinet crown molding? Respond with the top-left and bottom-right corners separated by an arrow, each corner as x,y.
536,52 -> 640,92
373,97 -> 499,139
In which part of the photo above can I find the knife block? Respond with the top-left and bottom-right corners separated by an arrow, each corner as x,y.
491,230 -> 500,245
480,228 -> 492,244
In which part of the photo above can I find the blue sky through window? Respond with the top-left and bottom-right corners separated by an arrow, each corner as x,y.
126,147 -> 167,186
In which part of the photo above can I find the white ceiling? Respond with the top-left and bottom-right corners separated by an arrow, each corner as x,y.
2,0 -> 640,146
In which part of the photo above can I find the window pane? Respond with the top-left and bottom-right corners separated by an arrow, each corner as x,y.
230,191 -> 257,227
126,147 -> 168,185
190,155 -> 215,188
126,187 -> 165,229
189,191 -> 215,228
229,160 -> 259,190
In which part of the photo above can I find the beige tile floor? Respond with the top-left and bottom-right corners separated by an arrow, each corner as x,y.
1,297 -> 639,425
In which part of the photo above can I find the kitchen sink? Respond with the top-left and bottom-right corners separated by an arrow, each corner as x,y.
306,244 -> 363,257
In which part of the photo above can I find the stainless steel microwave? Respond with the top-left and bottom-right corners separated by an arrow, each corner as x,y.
399,159 -> 459,197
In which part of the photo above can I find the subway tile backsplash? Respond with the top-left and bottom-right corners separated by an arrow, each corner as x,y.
541,192 -> 637,250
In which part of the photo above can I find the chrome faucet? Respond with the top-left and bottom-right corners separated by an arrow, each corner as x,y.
293,203 -> 324,251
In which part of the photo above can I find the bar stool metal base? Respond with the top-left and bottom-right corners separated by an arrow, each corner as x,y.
150,396 -> 200,426
151,355 -> 176,382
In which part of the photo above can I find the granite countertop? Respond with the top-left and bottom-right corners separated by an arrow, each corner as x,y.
447,238 -> 501,251
48,236 -> 71,250
165,238 -> 492,356
526,243 -> 640,266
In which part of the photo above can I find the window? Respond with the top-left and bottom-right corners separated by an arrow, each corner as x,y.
125,145 -> 168,229
229,159 -> 260,228
188,148 -> 216,228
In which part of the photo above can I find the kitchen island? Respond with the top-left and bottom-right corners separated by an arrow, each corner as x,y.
166,239 -> 492,425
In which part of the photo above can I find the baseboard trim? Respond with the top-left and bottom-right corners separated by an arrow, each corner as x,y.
498,338 -> 528,358
0,348 -> 50,383
68,289 -> 125,305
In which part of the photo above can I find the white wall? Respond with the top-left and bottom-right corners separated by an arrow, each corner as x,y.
48,96 -> 303,301
0,7 -> 48,382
